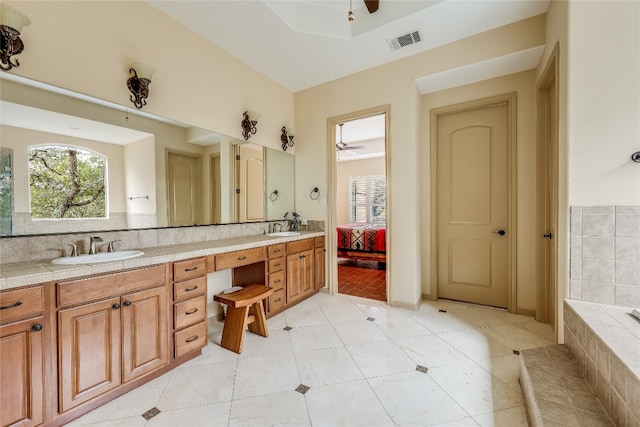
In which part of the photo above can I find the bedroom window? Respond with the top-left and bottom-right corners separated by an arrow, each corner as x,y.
349,176 -> 386,223
28,145 -> 107,219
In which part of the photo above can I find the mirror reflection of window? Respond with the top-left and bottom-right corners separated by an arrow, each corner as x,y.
0,148 -> 13,234
28,145 -> 107,219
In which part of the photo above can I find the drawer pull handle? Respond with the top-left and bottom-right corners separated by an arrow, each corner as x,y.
274,279 -> 281,284
237,255 -> 247,260
32,323 -> 43,332
274,263 -> 281,267
123,300 -> 132,307
185,335 -> 199,343
274,249 -> 281,253
113,303 -> 121,310
185,308 -> 199,315
184,286 -> 199,292
274,298 -> 282,303
300,255 -> 306,259
0,301 -> 22,310
184,266 -> 199,272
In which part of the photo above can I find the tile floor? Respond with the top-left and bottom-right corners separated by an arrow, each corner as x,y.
337,259 -> 387,302
67,293 -> 555,427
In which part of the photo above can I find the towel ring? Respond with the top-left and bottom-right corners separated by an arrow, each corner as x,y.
269,190 -> 279,201
310,187 -> 319,200
632,152 -> 640,163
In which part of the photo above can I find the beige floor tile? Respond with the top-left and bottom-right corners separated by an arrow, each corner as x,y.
229,391 -> 310,426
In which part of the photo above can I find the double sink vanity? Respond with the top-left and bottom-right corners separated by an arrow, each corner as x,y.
0,230 -> 325,427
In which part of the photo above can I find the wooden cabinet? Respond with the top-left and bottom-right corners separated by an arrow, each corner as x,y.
172,258 -> 207,358
314,236 -> 326,291
267,244 -> 286,315
286,239 -> 314,304
0,315 -> 44,427
57,266 -> 169,413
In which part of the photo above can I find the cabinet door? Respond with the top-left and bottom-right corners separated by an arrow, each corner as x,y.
0,317 -> 44,427
300,249 -> 314,297
314,247 -> 326,291
59,298 -> 121,413
122,287 -> 169,383
286,253 -> 304,304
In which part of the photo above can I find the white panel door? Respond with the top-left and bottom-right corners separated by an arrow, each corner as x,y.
437,104 -> 509,308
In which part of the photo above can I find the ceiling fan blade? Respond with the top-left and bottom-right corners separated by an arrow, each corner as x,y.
349,145 -> 367,150
364,0 -> 379,13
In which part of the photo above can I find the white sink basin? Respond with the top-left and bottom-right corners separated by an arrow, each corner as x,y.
266,231 -> 300,237
51,250 -> 144,265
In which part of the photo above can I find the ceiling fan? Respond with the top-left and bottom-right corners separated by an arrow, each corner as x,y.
336,123 -> 366,152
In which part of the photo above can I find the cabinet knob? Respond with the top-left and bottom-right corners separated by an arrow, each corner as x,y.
32,323 -> 43,332
112,303 -> 121,310
123,300 -> 132,307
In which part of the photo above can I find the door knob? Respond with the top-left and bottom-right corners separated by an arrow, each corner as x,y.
492,229 -> 506,236
543,232 -> 553,239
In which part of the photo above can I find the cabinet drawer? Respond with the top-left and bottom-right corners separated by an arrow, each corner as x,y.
287,238 -> 313,254
174,295 -> 206,330
0,285 -> 44,323
268,270 -> 285,291
58,265 -> 166,307
173,257 -> 207,282
174,320 -> 207,358
215,247 -> 265,271
315,236 -> 325,248
268,257 -> 285,273
268,244 -> 286,259
269,288 -> 286,313
173,276 -> 206,301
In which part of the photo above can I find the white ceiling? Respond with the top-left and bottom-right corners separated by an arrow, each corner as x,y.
148,0 -> 550,92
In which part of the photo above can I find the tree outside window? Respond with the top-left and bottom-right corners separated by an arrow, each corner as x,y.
349,176 -> 386,223
29,145 -> 106,219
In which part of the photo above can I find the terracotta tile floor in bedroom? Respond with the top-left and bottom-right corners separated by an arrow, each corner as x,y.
67,293 -> 555,427
337,258 -> 387,301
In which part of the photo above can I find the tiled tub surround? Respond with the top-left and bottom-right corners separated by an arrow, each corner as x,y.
570,206 -> 640,307
564,299 -> 640,427
0,221 -> 325,290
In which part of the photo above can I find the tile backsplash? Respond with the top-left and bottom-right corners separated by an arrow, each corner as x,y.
570,206 -> 640,307
0,220 -> 325,264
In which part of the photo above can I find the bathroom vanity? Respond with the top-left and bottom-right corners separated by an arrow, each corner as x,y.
0,231 -> 325,427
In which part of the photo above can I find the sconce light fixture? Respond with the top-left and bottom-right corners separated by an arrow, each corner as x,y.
241,110 -> 261,140
0,4 -> 31,71
281,126 -> 296,151
127,63 -> 155,109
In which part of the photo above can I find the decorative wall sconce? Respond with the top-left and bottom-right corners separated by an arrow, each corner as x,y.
281,126 -> 296,151
241,110 -> 261,140
0,4 -> 31,71
127,63 -> 155,109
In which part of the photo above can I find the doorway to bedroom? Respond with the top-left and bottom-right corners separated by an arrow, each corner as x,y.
335,113 -> 387,302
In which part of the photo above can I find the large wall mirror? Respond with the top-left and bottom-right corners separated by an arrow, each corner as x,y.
0,74 -> 295,236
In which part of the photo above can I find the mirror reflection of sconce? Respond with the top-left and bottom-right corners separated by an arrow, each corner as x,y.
241,110 -> 261,140
281,126 -> 296,151
0,4 -> 31,71
310,187 -> 319,200
127,63 -> 156,109
269,190 -> 279,202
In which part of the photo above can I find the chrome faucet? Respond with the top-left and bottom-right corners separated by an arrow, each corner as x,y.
107,239 -> 121,252
89,236 -> 103,255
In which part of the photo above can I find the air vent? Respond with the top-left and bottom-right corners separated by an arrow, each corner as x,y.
387,30 -> 422,51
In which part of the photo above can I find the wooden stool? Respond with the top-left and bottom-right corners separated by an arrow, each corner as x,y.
213,284 -> 274,353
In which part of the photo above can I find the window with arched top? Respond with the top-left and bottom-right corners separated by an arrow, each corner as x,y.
28,145 -> 107,219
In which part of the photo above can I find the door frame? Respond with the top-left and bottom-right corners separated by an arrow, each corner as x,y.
429,93 -> 517,312
535,43 -> 560,332
326,105 -> 391,301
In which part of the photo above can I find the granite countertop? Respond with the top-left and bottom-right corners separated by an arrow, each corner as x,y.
0,231 -> 324,291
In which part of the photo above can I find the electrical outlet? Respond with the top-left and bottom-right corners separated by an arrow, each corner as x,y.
301,217 -> 307,226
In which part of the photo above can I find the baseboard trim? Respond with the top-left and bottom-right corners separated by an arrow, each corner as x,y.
390,295 -> 422,311
517,307 -> 536,317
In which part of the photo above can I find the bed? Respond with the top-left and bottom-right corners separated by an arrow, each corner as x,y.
337,223 -> 386,263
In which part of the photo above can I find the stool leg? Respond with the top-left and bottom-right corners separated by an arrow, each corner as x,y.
221,305 -> 249,353
247,301 -> 269,337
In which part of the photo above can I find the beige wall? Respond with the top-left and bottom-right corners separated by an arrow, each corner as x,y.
4,1 -> 293,153
336,157 -> 386,226
295,16 -> 545,308
420,70 -> 538,311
